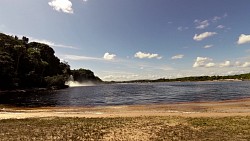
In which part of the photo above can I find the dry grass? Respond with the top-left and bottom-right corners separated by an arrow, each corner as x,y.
0,116 -> 250,141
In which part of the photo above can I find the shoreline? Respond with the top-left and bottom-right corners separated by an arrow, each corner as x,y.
1,97 -> 250,119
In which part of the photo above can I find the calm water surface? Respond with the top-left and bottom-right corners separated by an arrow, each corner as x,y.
0,81 -> 250,107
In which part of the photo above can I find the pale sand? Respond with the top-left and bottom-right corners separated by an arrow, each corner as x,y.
1,98 -> 250,119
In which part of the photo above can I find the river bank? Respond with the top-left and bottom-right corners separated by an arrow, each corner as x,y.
1,97 -> 250,119
1,98 -> 250,140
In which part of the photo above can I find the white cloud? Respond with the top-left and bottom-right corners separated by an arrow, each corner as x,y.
63,54 -> 101,61
193,57 -> 215,68
6,33 -> 78,49
103,73 -> 139,81
235,61 -> 242,66
134,51 -> 162,59
177,26 -> 189,31
237,34 -> 250,45
193,32 -> 217,41
216,25 -> 225,29
48,0 -> 73,14
242,62 -> 250,68
103,52 -> 116,60
30,38 -> 78,49
203,44 -> 213,49
220,61 -> 231,67
194,20 -> 209,29
205,62 -> 216,68
212,16 -> 221,22
171,54 -> 184,60
235,61 -> 250,68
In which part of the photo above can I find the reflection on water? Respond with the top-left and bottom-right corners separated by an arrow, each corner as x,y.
0,81 -> 250,107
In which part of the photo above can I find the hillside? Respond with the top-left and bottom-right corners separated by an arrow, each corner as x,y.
0,33 -> 102,89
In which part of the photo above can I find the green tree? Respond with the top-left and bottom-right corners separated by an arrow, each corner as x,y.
71,68 -> 102,83
0,51 -> 15,88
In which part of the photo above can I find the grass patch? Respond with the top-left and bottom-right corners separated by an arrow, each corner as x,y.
0,116 -> 250,140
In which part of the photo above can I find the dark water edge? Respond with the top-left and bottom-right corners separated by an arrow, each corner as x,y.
0,81 -> 250,108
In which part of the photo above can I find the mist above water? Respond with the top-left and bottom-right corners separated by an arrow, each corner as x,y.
65,81 -> 94,87
65,75 -> 94,87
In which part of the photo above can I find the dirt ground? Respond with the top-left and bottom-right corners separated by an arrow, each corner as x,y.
1,98 -> 250,119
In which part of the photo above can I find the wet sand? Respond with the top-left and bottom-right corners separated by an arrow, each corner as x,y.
1,98 -> 250,119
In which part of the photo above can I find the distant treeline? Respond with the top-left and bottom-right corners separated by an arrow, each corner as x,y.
114,73 -> 250,83
0,33 -> 102,90
156,74 -> 250,82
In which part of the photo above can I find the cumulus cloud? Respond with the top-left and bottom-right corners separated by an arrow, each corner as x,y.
171,54 -> 184,59
242,62 -> 250,68
193,57 -> 215,68
220,61 -> 231,67
103,52 -> 116,60
48,0 -> 73,14
203,44 -> 213,49
205,62 -> 216,68
237,34 -> 250,45
193,32 -> 217,41
235,61 -> 250,67
134,51 -> 162,59
194,20 -> 210,29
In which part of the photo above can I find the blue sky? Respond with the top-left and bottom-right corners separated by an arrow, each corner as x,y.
1,0 -> 250,81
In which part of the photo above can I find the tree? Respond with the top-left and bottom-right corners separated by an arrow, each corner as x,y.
22,36 -> 29,44
0,33 -> 103,89
0,51 -> 15,88
71,68 -> 102,83
13,45 -> 26,75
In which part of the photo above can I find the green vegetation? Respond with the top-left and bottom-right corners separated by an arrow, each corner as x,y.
0,33 -> 102,90
158,73 -> 250,82
71,68 -> 102,83
115,73 -> 250,83
0,116 -> 249,140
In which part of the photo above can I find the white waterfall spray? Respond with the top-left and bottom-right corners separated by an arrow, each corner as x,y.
65,75 -> 94,87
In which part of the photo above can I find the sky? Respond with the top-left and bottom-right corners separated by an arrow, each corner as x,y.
0,0 -> 250,81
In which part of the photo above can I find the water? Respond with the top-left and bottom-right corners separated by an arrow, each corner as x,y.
0,81 -> 250,107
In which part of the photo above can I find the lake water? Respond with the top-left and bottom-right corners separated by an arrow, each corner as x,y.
0,81 -> 250,107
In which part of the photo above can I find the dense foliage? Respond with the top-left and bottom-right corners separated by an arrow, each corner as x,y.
71,68 -> 102,83
0,33 -> 101,89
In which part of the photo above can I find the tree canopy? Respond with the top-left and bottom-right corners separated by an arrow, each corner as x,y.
71,68 -> 102,83
0,33 -> 102,89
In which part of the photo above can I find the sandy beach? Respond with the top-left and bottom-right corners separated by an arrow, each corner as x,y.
1,98 -> 250,119
1,98 -> 250,140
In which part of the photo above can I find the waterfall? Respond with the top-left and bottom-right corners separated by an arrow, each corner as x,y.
65,75 -> 94,87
